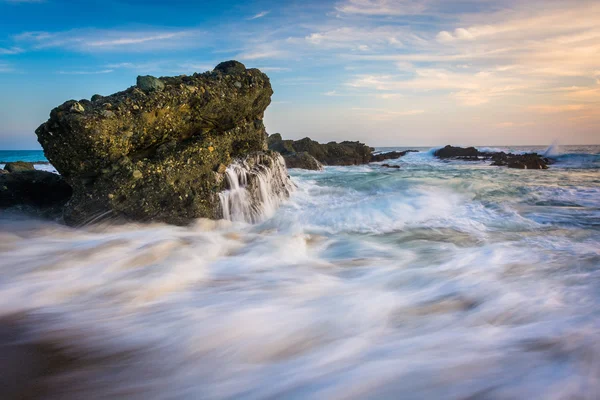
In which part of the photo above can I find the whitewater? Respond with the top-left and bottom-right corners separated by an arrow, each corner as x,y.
1,145 -> 599,399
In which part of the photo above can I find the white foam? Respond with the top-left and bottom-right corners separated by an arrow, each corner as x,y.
1,148 -> 599,399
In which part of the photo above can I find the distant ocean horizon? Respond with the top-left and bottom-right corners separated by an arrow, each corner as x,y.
2,145 -> 599,164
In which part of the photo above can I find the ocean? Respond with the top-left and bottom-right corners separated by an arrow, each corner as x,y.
1,144 -> 600,398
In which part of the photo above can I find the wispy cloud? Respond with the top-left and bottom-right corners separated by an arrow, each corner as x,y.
0,63 -> 14,73
57,69 -> 114,75
335,0 -> 428,16
529,104 -> 588,113
0,47 -> 24,55
248,10 -> 270,20
14,28 -> 204,52
3,0 -> 45,3
351,107 -> 425,120
255,67 -> 291,72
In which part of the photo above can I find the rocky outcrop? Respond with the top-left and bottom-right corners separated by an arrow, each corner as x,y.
371,150 -> 418,162
0,170 -> 72,217
267,133 -> 417,166
434,146 -> 479,159
4,161 -> 35,173
434,146 -> 550,169
35,61 -> 291,225
490,153 -> 550,169
283,152 -> 323,170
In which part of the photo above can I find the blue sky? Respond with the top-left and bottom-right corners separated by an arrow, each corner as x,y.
0,0 -> 599,149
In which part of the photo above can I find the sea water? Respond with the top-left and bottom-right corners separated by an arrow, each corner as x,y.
0,145 -> 599,399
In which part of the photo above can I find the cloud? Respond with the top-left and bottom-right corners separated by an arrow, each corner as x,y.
351,107 -> 425,120
303,26 -> 405,51
529,104 -> 588,113
255,67 -> 291,72
335,0 -> 428,16
57,69 -> 114,75
236,48 -> 286,60
3,0 -> 45,3
248,11 -> 270,20
14,28 -> 204,52
0,47 -> 24,55
0,63 -> 14,73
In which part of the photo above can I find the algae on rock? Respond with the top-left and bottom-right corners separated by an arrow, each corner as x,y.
35,61 -> 290,225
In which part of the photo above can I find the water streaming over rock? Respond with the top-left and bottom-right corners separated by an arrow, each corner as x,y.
219,152 -> 295,223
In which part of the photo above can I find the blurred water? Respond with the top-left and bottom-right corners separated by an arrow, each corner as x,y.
0,145 -> 599,399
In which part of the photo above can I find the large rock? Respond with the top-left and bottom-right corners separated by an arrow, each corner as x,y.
4,161 -> 35,173
490,152 -> 550,169
268,134 -> 418,166
283,152 -> 323,170
35,61 -> 288,225
0,170 -> 72,217
434,145 -> 479,159
434,146 -> 550,169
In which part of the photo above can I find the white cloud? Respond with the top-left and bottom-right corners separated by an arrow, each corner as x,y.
0,63 -> 14,73
335,0 -> 428,16
351,107 -> 425,120
3,0 -> 45,3
57,69 -> 114,75
256,67 -> 291,72
0,47 -> 24,55
529,104 -> 587,113
248,11 -> 270,20
14,29 -> 203,52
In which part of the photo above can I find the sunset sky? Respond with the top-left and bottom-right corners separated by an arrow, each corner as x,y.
0,0 -> 598,149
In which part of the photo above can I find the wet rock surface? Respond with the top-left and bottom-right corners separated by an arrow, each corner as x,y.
4,161 -> 35,173
371,150 -> 418,162
35,61 -> 287,225
283,152 -> 323,170
268,133 -> 417,166
0,169 -> 72,218
435,145 -> 550,169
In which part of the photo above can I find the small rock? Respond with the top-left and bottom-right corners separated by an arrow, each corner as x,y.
4,161 -> 35,173
234,81 -> 242,89
101,110 -> 115,118
217,164 -> 227,174
132,170 -> 143,180
70,102 -> 85,113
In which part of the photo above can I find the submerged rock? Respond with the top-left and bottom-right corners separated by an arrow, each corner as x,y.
35,60 -> 290,225
0,170 -> 72,217
283,152 -> 323,170
4,161 -> 35,173
434,145 -> 550,169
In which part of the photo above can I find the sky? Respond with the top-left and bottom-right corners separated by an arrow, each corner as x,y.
0,0 -> 598,149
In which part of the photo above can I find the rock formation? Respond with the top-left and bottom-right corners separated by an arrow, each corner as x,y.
282,152 -> 323,170
0,169 -> 72,217
35,61 -> 292,225
3,161 -> 35,173
267,133 -> 417,166
434,145 -> 550,169
371,150 -> 418,162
